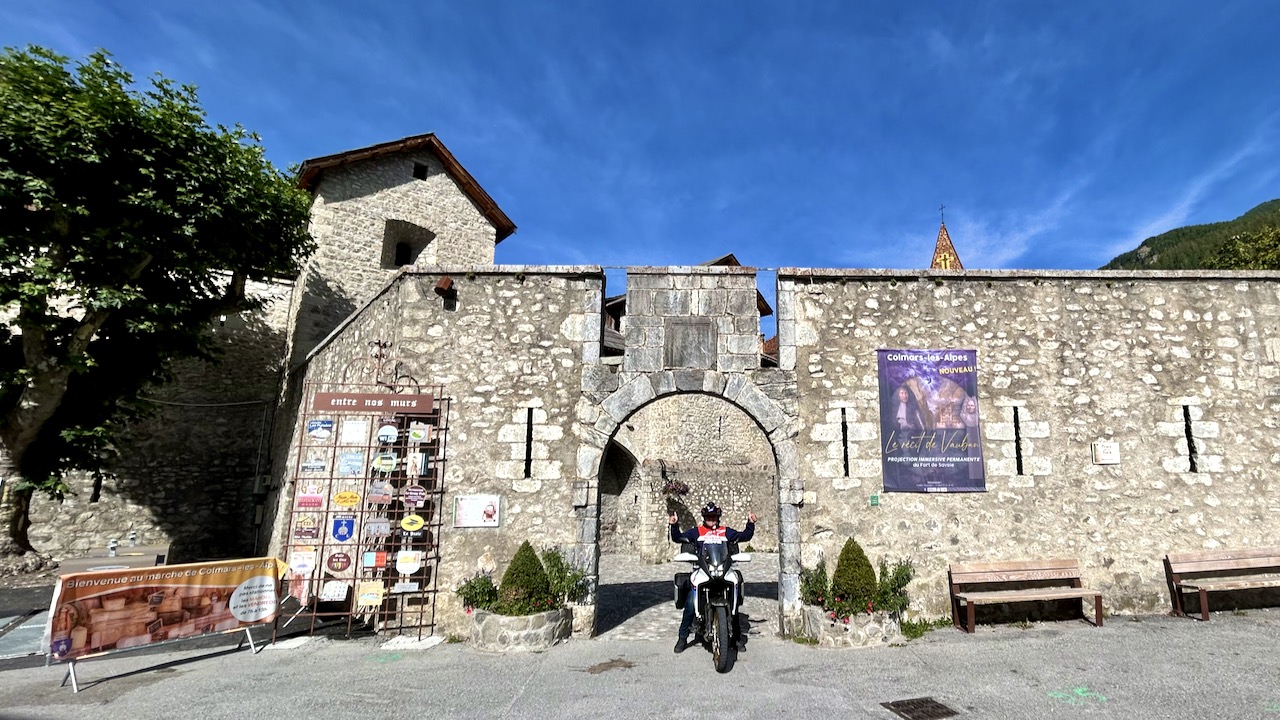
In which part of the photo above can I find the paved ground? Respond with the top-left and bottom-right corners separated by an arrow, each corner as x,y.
1,555 -> 1278,719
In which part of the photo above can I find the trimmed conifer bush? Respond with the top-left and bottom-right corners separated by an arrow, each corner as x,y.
830,538 -> 877,618
497,541 -> 553,615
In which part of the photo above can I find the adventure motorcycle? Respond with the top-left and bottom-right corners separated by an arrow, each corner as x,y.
674,538 -> 750,673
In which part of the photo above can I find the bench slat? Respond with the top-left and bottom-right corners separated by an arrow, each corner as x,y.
951,558 -> 1080,573
1167,547 -> 1280,564
1168,557 -> 1280,575
952,569 -> 1081,584
955,588 -> 1101,605
1179,576 -> 1280,592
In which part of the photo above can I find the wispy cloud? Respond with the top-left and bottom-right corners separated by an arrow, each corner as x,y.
952,178 -> 1089,268
1108,126 -> 1273,258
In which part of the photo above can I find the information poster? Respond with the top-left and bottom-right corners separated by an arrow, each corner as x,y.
454,495 -> 501,528
877,349 -> 986,493
44,558 -> 282,662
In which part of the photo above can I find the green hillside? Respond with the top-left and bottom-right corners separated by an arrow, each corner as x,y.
1102,198 -> 1280,270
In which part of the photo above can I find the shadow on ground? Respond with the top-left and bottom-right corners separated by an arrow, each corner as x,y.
595,580 -> 778,635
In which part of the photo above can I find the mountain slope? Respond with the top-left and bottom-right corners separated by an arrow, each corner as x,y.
1102,198 -> 1280,270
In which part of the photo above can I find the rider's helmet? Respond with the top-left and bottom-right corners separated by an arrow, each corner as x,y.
700,502 -> 722,520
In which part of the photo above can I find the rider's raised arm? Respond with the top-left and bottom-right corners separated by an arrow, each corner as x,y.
727,520 -> 755,543
670,518 -> 695,544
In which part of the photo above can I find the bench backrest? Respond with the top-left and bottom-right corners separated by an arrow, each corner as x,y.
949,558 -> 1082,587
1165,547 -> 1280,577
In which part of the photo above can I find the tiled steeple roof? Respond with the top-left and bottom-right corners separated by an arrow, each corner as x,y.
930,222 -> 964,270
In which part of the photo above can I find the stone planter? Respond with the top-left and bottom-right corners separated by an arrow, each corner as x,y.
796,604 -> 904,648
470,607 -> 573,652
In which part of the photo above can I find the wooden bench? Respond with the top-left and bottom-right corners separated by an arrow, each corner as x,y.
57,544 -> 169,575
1164,547 -> 1280,621
948,559 -> 1103,633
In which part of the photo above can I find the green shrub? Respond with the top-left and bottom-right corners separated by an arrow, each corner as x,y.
497,541 -> 553,615
456,573 -> 498,611
830,538 -> 876,617
799,560 -> 829,607
874,558 -> 915,615
901,616 -> 950,640
542,547 -> 589,605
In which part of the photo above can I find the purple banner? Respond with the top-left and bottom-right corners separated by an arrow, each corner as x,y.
877,349 -> 985,493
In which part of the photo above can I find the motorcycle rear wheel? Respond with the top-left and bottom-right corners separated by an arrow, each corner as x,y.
712,605 -> 731,673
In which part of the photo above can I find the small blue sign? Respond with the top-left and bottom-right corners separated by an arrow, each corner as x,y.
307,419 -> 335,441
331,516 -> 356,543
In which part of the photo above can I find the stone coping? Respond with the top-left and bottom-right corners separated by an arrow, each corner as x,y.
626,265 -> 756,275
777,267 -> 1280,281
399,264 -> 605,277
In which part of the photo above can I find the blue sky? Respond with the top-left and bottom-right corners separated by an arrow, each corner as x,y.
3,1 -> 1278,274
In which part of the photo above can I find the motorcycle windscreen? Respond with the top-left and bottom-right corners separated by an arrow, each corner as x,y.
700,542 -> 728,567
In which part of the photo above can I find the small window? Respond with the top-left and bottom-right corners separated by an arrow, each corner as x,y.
382,220 -> 435,269
412,162 -> 429,180
394,242 -> 412,267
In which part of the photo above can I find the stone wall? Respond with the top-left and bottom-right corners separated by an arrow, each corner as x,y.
285,151 -> 499,365
29,277 -> 296,561
266,265 -> 603,637
779,268 -> 1280,618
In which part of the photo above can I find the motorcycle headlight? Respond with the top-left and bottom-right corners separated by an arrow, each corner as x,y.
709,564 -> 724,579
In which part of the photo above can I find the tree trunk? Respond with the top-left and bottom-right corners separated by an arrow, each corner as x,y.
0,450 -> 36,556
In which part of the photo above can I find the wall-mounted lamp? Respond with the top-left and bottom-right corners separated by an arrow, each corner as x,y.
434,275 -> 455,297
435,275 -> 458,311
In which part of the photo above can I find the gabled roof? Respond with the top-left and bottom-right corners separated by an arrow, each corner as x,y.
297,133 -> 516,242
930,222 -> 964,270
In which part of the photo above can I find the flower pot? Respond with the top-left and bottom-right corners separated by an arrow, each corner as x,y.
469,607 -> 573,652
797,604 -> 904,648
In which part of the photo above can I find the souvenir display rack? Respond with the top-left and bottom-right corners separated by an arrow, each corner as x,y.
278,379 -> 449,640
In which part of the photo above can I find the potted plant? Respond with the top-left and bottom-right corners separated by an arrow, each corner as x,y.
797,538 -> 911,647
458,541 -> 587,652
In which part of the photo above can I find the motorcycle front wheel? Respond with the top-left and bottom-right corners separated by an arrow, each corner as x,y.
712,605 -> 731,673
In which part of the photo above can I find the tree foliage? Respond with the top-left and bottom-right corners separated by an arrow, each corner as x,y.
1204,226 -> 1280,270
0,46 -> 313,553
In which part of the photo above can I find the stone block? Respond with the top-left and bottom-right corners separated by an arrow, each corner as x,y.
577,446 -> 602,480
653,290 -> 692,315
702,371 -> 727,395
673,369 -> 705,392
1191,421 -> 1219,438
513,477 -> 542,492
737,385 -> 786,433
727,291 -> 756,316
696,290 -> 727,316
1022,421 -> 1050,439
723,373 -> 750,402
532,424 -> 564,441
624,346 -> 662,373
602,376 -> 656,422
985,422 -> 1015,441
649,371 -> 676,396
809,423 -> 840,442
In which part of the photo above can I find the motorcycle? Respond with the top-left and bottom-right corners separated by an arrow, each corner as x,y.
674,538 -> 750,673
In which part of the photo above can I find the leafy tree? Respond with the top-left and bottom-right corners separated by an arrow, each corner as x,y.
0,46 -> 313,558
830,538 -> 877,617
1204,226 -> 1280,270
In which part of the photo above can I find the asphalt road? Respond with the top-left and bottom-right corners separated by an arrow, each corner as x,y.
0,608 -> 1277,720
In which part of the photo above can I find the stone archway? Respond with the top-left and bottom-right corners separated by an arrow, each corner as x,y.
574,368 -> 802,636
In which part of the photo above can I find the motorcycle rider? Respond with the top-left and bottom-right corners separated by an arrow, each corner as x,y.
668,502 -> 757,653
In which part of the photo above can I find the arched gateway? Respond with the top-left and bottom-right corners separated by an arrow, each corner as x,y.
570,265 -> 804,636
